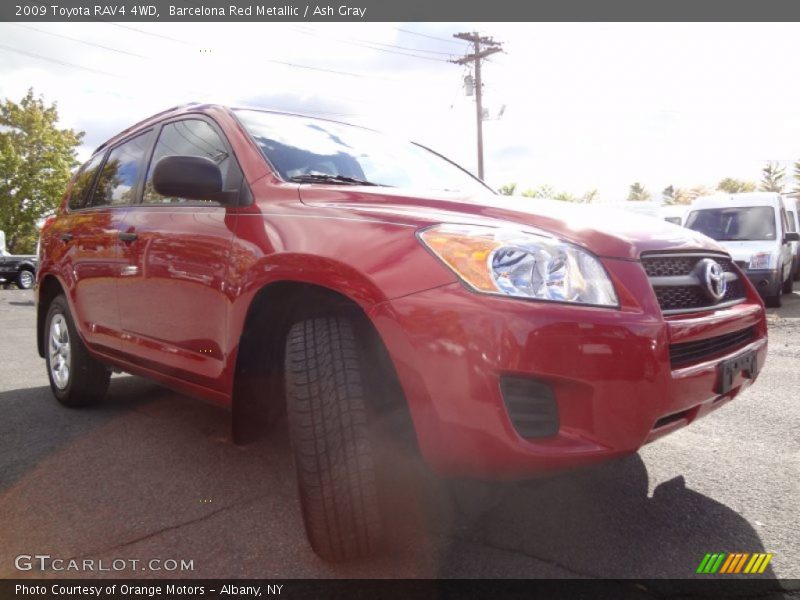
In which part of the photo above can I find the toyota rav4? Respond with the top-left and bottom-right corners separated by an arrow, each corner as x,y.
36,104 -> 767,561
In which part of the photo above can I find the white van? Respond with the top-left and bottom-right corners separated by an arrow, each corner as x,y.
684,192 -> 800,307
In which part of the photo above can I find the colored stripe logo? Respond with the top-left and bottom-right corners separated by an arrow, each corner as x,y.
697,552 -> 773,574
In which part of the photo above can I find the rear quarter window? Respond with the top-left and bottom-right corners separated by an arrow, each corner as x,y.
67,153 -> 104,210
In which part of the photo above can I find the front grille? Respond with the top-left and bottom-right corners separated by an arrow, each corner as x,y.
643,255 -> 738,277
641,253 -> 747,315
669,327 -> 755,367
655,279 -> 745,312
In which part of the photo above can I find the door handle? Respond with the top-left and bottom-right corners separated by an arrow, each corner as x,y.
118,231 -> 138,242
59,233 -> 73,242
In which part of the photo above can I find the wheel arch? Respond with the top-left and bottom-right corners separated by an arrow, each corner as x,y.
231,279 -> 412,447
37,274 -> 67,358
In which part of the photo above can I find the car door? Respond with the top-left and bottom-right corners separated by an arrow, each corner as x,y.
50,136 -> 152,354
117,117 -> 241,390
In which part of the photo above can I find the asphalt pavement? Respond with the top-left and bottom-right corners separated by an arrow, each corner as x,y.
0,287 -> 798,585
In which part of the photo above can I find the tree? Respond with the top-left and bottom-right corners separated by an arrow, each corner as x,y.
627,182 -> 651,201
662,185 -> 695,205
759,161 -> 785,193
553,191 -> 577,202
579,189 -> 598,203
794,160 -> 800,193
498,183 -> 517,196
717,178 -> 756,194
688,185 -> 712,201
521,185 -> 555,199
0,89 -> 83,253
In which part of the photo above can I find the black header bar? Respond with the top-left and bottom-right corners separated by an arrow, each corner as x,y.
3,0 -> 800,22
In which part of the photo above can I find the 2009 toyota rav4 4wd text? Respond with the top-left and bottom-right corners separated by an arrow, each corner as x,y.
37,104 -> 767,561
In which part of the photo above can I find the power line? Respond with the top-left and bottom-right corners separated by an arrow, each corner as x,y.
357,39 -> 457,56
0,44 -> 121,78
10,24 -> 149,59
105,22 -> 192,45
103,22 -> 443,80
394,27 -> 464,45
289,26 -> 453,63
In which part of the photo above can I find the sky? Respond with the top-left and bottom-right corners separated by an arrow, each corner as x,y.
0,21 -> 798,201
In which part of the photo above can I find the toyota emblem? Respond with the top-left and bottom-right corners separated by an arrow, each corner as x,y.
698,258 -> 727,301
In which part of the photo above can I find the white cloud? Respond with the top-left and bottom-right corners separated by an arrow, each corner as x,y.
1,21 -> 798,200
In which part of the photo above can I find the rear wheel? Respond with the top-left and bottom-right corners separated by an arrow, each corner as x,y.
45,295 -> 110,407
16,268 -> 35,290
284,315 -> 383,561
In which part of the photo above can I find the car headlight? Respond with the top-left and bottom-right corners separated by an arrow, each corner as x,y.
748,252 -> 773,270
418,224 -> 618,306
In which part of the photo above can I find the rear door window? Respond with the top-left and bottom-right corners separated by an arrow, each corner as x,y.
89,132 -> 153,207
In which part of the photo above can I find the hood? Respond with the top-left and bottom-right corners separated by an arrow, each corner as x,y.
298,187 -> 727,261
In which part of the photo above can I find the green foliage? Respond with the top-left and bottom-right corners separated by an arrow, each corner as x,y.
521,185 -> 554,199
516,184 -> 595,202
717,177 -> 756,194
759,161 -> 785,193
498,183 -> 517,196
0,88 -> 83,254
627,182 -> 651,201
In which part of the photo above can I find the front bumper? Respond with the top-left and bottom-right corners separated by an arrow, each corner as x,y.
743,268 -> 782,298
369,257 -> 767,478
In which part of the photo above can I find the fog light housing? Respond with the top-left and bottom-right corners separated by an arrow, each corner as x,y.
500,376 -> 559,439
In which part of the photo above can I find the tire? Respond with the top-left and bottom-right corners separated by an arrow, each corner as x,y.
16,268 -> 35,290
782,274 -> 794,294
44,295 -> 110,407
285,316 -> 383,561
765,292 -> 782,308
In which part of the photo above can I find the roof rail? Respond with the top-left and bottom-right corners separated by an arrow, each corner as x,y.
92,102 -> 203,154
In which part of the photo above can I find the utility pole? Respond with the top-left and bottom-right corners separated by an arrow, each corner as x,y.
451,32 -> 503,180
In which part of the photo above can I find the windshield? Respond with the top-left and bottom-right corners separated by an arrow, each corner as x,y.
234,109 -> 491,195
685,206 -> 776,241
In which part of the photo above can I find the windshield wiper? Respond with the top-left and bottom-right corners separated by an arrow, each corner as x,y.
288,173 -> 382,186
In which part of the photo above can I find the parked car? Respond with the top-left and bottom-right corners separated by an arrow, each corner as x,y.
601,201 -> 685,225
661,204 -> 687,226
0,231 -> 37,289
685,193 -> 800,307
784,196 -> 800,281
37,104 -> 768,561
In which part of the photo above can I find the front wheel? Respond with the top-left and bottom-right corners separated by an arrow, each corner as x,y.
765,292 -> 782,308
284,316 -> 383,561
17,268 -> 35,290
45,295 -> 110,407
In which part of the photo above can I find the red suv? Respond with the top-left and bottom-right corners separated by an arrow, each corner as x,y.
37,104 -> 767,561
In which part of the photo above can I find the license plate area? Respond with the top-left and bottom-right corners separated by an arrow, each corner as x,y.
716,349 -> 759,394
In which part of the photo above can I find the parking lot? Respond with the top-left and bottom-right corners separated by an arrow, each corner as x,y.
0,287 -> 798,583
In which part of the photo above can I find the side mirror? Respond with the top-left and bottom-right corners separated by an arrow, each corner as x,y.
152,155 -> 230,202
785,232 -> 800,243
